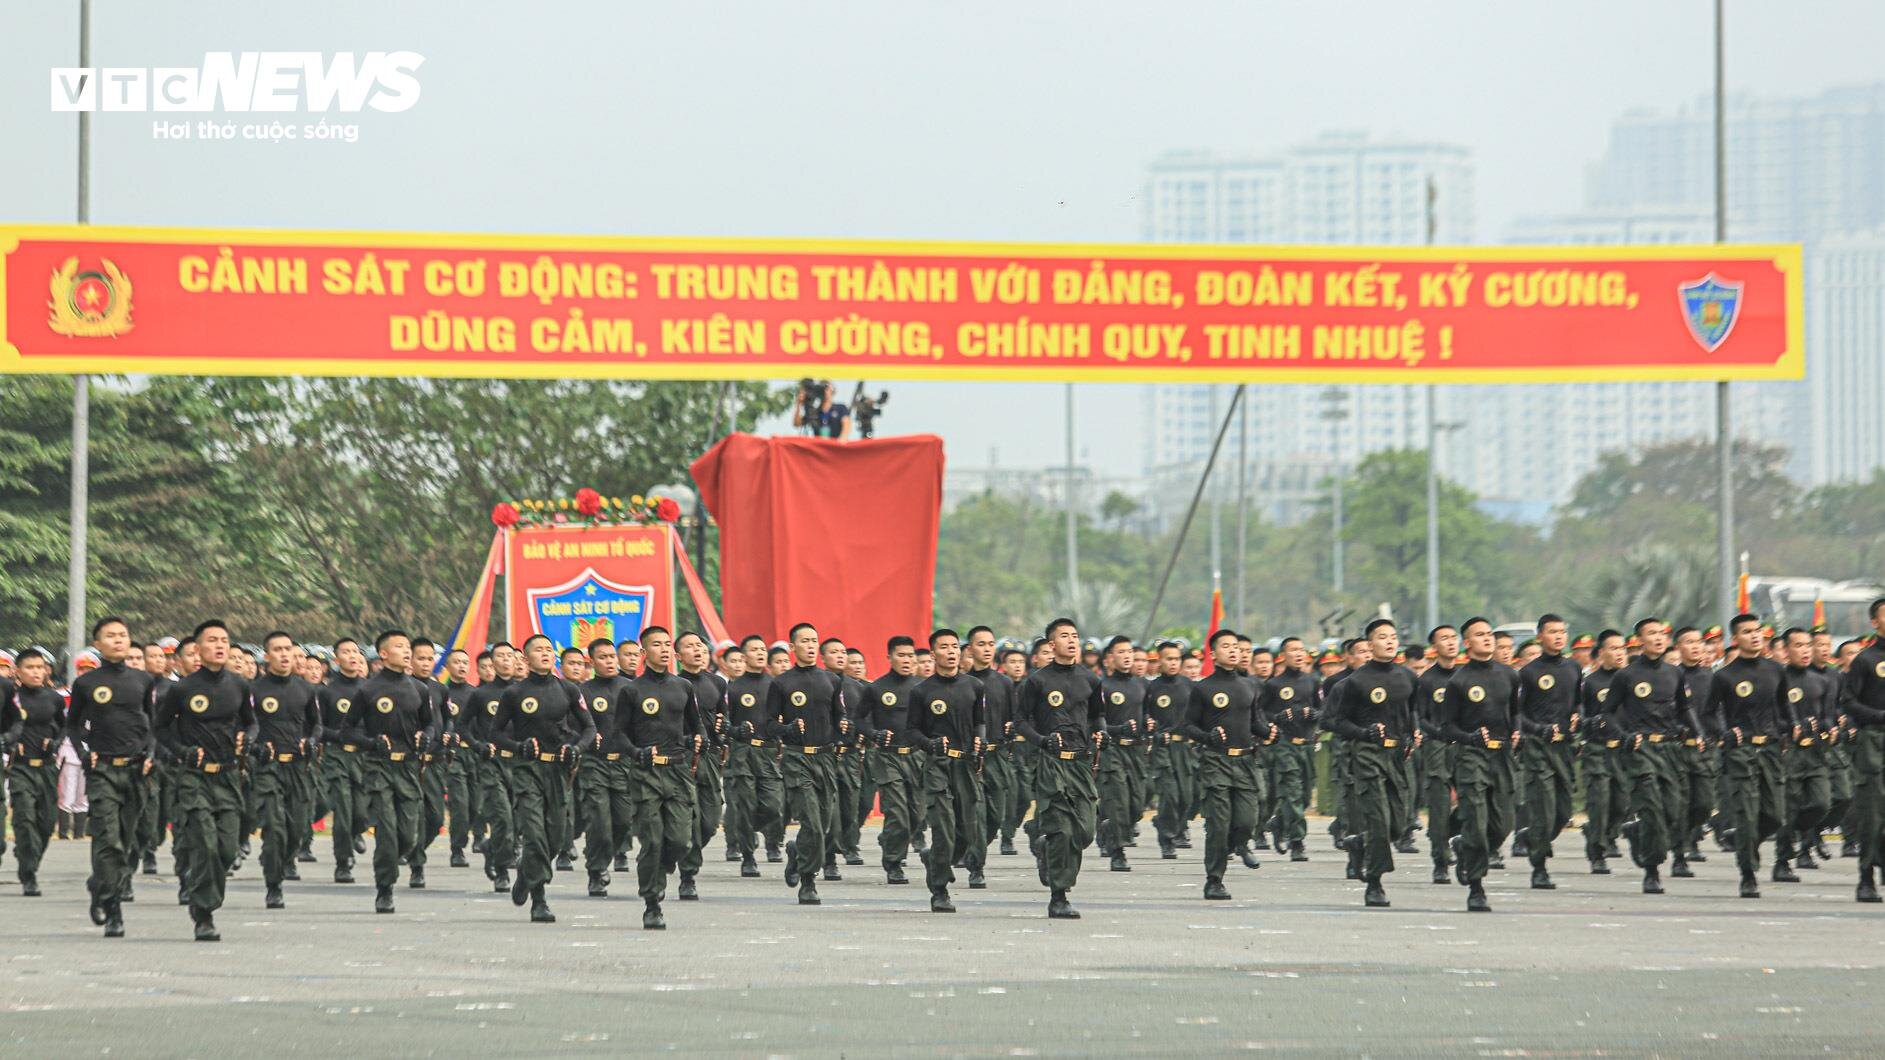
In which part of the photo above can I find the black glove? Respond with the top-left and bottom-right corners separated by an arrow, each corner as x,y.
737,721 -> 756,741
639,746 -> 656,767
928,737 -> 946,756
1044,732 -> 1064,752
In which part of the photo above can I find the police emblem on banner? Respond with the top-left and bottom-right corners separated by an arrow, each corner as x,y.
1677,273 -> 1743,352
47,257 -> 134,338
525,567 -> 653,652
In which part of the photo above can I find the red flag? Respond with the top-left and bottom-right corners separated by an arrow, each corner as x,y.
1736,572 -> 1750,614
672,532 -> 731,648
440,530 -> 502,679
1813,594 -> 1826,630
1200,588 -> 1225,676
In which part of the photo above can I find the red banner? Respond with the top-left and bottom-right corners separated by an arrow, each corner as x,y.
0,224 -> 1801,384
503,524 -> 674,653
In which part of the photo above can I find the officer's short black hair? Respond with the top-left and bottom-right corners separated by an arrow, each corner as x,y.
1207,629 -> 1239,649
1249,646 -> 1273,659
559,647 -> 584,662
1030,638 -> 1048,654
1279,636 -> 1303,652
1782,626 -> 1810,643
998,648 -> 1024,664
1493,630 -> 1514,644
587,638 -> 614,655
475,650 -> 494,664
741,634 -> 767,649
1102,634 -> 1132,654
720,644 -> 741,660
787,622 -> 817,641
1633,617 -> 1662,637
846,647 -> 865,658
192,619 -> 229,643
90,616 -> 128,640
639,626 -> 671,643
1341,638 -> 1361,654
768,646 -> 789,659
1672,626 -> 1698,642
1043,618 -> 1076,639
1597,629 -> 1624,649
411,637 -> 436,652
520,633 -> 553,651
1364,618 -> 1396,637
374,629 -> 410,652
1427,624 -> 1456,642
930,628 -> 959,647
819,637 -> 845,652
1535,614 -> 1565,633
1839,638 -> 1863,654
1460,617 -> 1492,636
887,635 -> 916,654
1156,640 -> 1182,654
1730,613 -> 1761,635
914,647 -> 932,658
965,625 -> 995,642
263,631 -> 293,648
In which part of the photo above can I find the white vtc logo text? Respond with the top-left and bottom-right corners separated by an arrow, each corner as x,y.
50,52 -> 424,112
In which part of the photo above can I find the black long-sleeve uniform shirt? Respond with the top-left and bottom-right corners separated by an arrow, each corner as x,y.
251,672 -> 322,756
341,670 -> 441,756
910,671 -> 985,752
67,661 -> 157,758
1785,664 -> 1838,735
726,672 -> 773,742
969,666 -> 1014,741
1263,667 -> 1321,741
156,666 -> 257,765
767,665 -> 847,746
492,672 -> 593,757
681,668 -> 729,747
1679,664 -> 1714,738
1097,672 -> 1147,739
463,678 -> 512,753
1580,665 -> 1624,742
5,685 -> 68,756
581,675 -> 632,754
319,675 -> 366,745
1415,662 -> 1456,740
1516,652 -> 1583,739
1440,659 -> 1519,747
1327,660 -> 1418,745
1143,673 -> 1189,741
1180,668 -> 1267,750
622,670 -> 702,759
1842,642 -> 1885,727
858,672 -> 922,748
444,679 -> 476,737
1706,656 -> 1795,744
1606,654 -> 1702,740
1014,662 -> 1101,751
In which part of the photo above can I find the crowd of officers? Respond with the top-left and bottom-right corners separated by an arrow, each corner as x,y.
8,601 -> 1885,941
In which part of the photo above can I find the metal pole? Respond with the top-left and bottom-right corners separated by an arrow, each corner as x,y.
65,0 -> 93,681
1425,387 -> 1440,632
1208,388 -> 1221,596
690,379 -> 731,570
1065,383 -> 1080,621
1140,386 -> 1245,644
1422,177 -> 1440,632
1235,391 -> 1248,627
1713,0 -> 1735,627
1332,472 -> 1344,595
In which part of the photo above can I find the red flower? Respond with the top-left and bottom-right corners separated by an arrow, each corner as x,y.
491,502 -> 520,528
574,487 -> 602,517
654,496 -> 681,523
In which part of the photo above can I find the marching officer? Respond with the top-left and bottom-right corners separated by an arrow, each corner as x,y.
1515,615 -> 1583,890
624,626 -> 704,929
340,631 -> 441,915
1439,618 -> 1520,912
68,618 -> 157,937
1014,618 -> 1102,919
249,631 -> 321,909
492,633 -> 593,923
1326,619 -> 1419,908
858,636 -> 924,885
909,628 -> 986,911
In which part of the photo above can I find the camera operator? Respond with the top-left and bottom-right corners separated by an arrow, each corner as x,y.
792,379 -> 831,436
850,384 -> 890,440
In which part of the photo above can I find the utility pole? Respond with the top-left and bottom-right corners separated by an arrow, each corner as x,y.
1318,388 -> 1350,596
1208,387 -> 1221,600
66,0 -> 94,680
1065,383 -> 1080,622
1422,176 -> 1441,633
1713,0 -> 1737,629
1235,390 -> 1248,627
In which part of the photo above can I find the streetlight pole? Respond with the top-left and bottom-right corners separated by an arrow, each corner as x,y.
1318,387 -> 1349,596
1422,176 -> 1440,632
1235,389 -> 1248,628
1713,0 -> 1736,628
1065,383 -> 1080,622
66,0 -> 94,680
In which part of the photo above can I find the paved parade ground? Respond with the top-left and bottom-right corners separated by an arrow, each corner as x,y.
5,819 -> 1882,1057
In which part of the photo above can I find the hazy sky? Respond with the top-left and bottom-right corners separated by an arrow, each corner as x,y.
5,2 -> 1881,472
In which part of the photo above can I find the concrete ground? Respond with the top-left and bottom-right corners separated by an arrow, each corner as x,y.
3,818 -> 1881,1057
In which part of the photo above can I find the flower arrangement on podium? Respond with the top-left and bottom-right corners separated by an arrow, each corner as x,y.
491,489 -> 683,529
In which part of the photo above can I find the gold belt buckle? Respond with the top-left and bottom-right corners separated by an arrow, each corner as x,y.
1750,735 -> 1768,745
1605,739 -> 1621,748
650,754 -> 671,766
1013,734 -> 1027,743
110,756 -> 132,766
341,743 -> 360,753
1682,738 -> 1698,747
277,753 -> 296,763
421,753 -> 435,763
1290,737 -> 1308,745
1381,738 -> 1399,748
1483,739 -> 1503,750
1168,734 -> 1188,743
1225,746 -> 1246,756
499,749 -> 515,758
536,752 -> 558,763
1116,738 -> 1135,747
750,738 -> 768,747
1647,734 -> 1665,743
605,752 -> 622,761
200,761 -> 220,773
387,751 -> 408,762
800,746 -> 820,754
1799,738 -> 1815,747
945,748 -> 965,758
895,746 -> 913,755
1057,750 -> 1078,760
1550,732 -> 1565,742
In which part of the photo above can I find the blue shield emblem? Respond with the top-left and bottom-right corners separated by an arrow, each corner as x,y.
1677,273 -> 1743,352
525,568 -> 653,652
